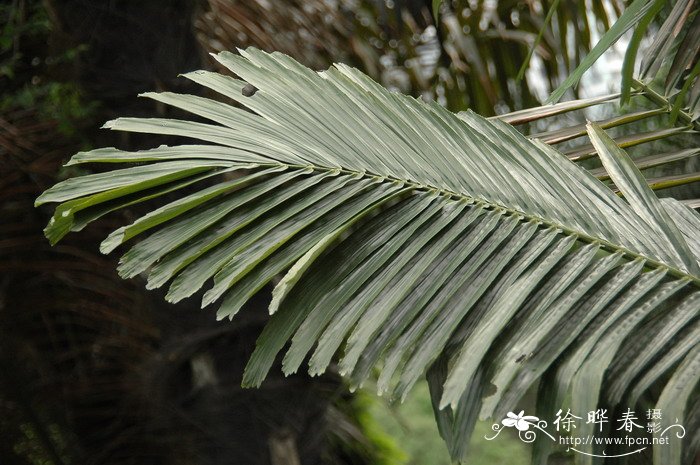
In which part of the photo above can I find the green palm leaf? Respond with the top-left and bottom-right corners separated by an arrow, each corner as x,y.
549,0 -> 700,117
36,49 -> 700,464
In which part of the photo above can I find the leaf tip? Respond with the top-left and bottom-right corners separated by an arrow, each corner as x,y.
101,119 -> 117,130
100,228 -> 125,254
34,195 -> 46,207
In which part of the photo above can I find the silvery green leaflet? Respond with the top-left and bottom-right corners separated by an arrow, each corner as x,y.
37,49 -> 700,464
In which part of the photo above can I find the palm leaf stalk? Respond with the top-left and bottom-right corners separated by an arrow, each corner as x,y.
36,49 -> 700,464
531,0 -> 700,208
492,85 -> 699,201
547,0 -> 700,118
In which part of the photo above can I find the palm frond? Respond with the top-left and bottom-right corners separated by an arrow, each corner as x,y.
492,81 -> 700,202
548,0 -> 700,116
546,0 -> 658,103
37,49 -> 700,464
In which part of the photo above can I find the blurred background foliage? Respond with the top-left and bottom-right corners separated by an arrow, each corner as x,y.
195,0 -> 622,115
1,0 -> 697,464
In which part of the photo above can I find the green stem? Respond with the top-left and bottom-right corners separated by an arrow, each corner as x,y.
633,79 -> 700,131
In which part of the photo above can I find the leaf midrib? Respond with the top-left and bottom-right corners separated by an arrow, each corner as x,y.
251,159 -> 700,286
